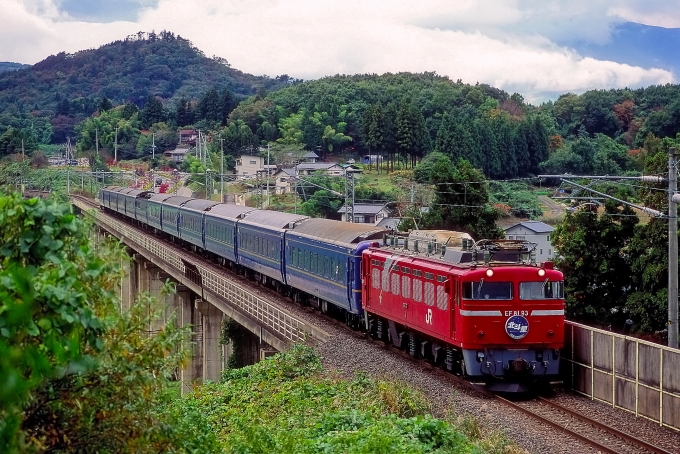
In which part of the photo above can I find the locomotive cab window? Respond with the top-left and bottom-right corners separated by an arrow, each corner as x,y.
519,281 -> 564,300
462,281 -> 512,300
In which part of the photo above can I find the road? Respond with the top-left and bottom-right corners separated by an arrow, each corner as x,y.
538,195 -> 566,216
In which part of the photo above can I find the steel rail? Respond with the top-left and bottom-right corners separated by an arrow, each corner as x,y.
536,396 -> 673,454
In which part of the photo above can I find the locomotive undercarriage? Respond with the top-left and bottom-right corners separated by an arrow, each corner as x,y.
366,314 -> 559,393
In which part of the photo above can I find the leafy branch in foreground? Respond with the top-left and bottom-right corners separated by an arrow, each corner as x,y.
0,192 -> 199,453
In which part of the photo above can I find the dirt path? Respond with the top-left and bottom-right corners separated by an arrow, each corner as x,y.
539,195 -> 566,216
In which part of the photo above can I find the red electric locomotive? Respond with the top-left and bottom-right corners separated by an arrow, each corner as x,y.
362,230 -> 564,392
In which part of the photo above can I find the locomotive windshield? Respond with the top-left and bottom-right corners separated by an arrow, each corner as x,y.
462,281 -> 512,300
519,281 -> 564,300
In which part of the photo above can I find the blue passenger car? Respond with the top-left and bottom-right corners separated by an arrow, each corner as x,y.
204,204 -> 256,264
146,194 -> 174,231
178,199 -> 220,249
284,219 -> 386,314
236,211 -> 309,285
119,188 -> 149,219
159,196 -> 195,238
99,186 -> 125,212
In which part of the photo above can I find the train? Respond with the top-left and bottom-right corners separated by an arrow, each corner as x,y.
99,186 -> 565,392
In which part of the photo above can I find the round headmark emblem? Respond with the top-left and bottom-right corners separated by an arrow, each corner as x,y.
505,315 -> 529,340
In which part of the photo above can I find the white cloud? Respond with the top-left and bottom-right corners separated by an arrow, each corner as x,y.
0,0 -> 675,101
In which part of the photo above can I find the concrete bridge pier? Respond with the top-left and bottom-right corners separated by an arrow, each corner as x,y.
178,289 -> 203,395
196,299 -> 224,383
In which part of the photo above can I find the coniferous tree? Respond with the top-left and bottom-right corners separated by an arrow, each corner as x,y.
139,95 -> 166,129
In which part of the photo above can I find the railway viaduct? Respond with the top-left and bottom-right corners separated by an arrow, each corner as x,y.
71,197 -> 329,394
71,197 -> 680,432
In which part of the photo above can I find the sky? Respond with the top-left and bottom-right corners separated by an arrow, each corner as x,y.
1,0 -> 679,102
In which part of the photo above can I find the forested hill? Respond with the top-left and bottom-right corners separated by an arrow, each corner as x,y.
0,31 -> 289,116
0,62 -> 29,73
232,73 -> 680,180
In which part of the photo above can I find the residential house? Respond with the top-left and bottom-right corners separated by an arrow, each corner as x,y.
504,221 -> 555,263
302,151 -> 319,163
164,147 -> 191,163
235,155 -> 264,179
274,168 -> 296,194
337,203 -> 391,224
296,163 -> 345,176
179,129 -> 198,146
235,154 -> 278,180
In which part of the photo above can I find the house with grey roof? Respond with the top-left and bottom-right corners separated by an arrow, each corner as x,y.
504,221 -> 555,263
164,146 -> 192,163
273,168 -> 296,194
296,163 -> 345,176
337,203 -> 391,224
302,151 -> 319,163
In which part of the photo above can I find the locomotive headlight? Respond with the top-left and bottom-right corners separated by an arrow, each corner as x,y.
538,268 -> 546,277
485,268 -> 494,277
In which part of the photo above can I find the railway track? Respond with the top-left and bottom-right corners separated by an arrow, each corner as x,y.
497,395 -> 672,454
311,307 -> 673,454
75,195 -> 677,454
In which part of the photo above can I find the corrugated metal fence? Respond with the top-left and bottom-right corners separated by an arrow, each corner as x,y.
562,321 -> 680,432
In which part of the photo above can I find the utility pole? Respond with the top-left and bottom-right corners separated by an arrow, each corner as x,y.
95,129 -> 99,154
345,168 -> 357,222
669,147 -> 679,349
266,143 -> 270,208
220,138 -> 224,202
151,132 -> 156,160
294,162 -> 298,214
114,127 -> 118,163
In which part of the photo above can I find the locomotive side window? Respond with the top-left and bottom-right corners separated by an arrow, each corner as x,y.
402,276 -> 411,299
412,279 -> 423,302
401,267 -> 410,274
413,269 -> 422,277
462,281 -> 513,300
381,269 -> 390,292
424,282 -> 435,306
436,286 -> 448,310
519,281 -> 564,300
391,273 -> 400,294
424,272 -> 434,280
372,268 -> 381,289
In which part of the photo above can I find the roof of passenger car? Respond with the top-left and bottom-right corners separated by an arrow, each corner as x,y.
160,196 -> 195,207
181,199 -> 220,212
289,218 -> 388,245
148,194 -> 174,203
238,210 -> 309,229
204,204 -> 257,221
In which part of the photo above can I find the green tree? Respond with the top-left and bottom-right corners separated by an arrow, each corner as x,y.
422,156 -> 502,239
0,192 -> 203,453
0,193 -> 108,450
552,201 -> 638,324
139,95 -> 167,129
